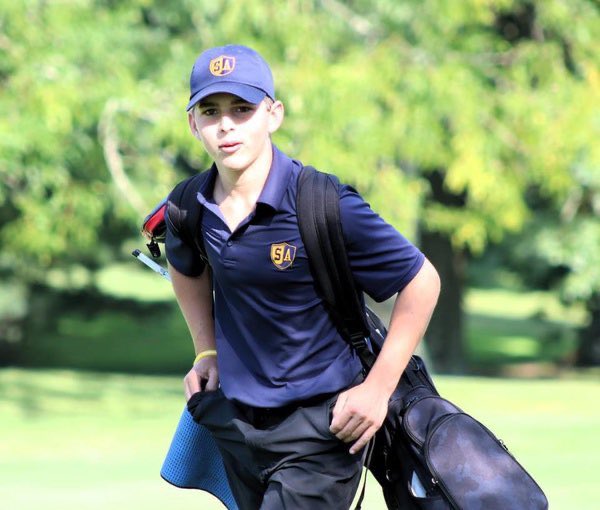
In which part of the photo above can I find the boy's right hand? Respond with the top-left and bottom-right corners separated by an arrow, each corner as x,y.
184,356 -> 219,400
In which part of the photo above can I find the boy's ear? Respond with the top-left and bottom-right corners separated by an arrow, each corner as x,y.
188,110 -> 201,139
268,100 -> 285,134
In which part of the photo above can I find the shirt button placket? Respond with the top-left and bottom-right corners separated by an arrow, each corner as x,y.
223,237 -> 235,268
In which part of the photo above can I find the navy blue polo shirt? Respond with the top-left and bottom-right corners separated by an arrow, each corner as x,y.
166,146 -> 424,407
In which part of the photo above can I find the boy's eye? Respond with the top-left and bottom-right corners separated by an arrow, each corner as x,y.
197,103 -> 255,118
234,105 -> 253,114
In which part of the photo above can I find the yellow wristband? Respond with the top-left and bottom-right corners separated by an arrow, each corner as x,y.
193,350 -> 217,365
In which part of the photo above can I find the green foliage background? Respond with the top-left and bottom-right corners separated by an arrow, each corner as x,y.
1,0 -> 597,273
0,0 -> 598,369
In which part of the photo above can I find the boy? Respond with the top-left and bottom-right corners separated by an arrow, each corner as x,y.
166,44 -> 440,510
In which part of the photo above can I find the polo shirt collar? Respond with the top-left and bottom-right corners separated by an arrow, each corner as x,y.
196,164 -> 218,206
256,145 -> 294,211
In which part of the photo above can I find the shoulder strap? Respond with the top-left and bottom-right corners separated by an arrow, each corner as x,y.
166,171 -> 211,264
296,166 -> 377,370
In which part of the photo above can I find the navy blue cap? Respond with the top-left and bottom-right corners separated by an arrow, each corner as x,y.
187,45 -> 275,111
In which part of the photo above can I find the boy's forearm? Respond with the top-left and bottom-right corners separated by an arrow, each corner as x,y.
365,258 -> 440,396
168,263 -> 216,354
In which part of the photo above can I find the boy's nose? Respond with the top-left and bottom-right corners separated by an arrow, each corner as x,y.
219,114 -> 235,132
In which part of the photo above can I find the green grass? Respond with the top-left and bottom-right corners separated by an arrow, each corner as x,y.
25,305 -> 192,373
19,262 -> 192,373
369,285 -> 586,371
0,369 -> 222,510
1,369 -> 598,509
96,262 -> 174,302
464,287 -> 586,368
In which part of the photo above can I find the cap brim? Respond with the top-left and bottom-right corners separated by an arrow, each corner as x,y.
186,83 -> 267,111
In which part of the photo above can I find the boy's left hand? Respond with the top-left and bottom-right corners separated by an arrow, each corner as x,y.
329,381 -> 389,454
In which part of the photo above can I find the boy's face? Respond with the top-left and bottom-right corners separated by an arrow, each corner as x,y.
188,93 -> 283,172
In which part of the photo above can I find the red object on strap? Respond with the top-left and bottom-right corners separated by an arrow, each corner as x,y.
142,201 -> 167,241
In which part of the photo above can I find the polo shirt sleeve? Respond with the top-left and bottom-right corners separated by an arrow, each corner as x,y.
339,184 -> 425,302
165,207 -> 206,277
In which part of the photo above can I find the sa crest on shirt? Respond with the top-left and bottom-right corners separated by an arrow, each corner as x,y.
270,242 -> 297,270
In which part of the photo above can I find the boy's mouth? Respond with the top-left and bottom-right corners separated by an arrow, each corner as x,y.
219,142 -> 241,153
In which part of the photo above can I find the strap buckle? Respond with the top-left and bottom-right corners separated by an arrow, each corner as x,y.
147,239 -> 161,258
349,332 -> 368,351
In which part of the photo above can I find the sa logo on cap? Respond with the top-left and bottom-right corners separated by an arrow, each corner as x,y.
209,55 -> 236,76
271,243 -> 297,270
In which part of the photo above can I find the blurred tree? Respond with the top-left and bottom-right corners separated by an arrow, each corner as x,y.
0,0 -> 597,371
0,1 -> 183,278
433,0 -> 600,367
0,0 -> 191,358
314,0 -> 599,371
508,163 -> 600,365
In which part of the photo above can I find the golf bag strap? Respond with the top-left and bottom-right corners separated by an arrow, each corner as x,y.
166,171 -> 211,265
353,437 -> 376,510
296,166 -> 377,371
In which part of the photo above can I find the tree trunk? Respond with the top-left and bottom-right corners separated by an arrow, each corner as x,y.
420,231 -> 466,374
576,293 -> 600,366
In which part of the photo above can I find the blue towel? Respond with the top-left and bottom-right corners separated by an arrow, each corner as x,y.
160,408 -> 238,510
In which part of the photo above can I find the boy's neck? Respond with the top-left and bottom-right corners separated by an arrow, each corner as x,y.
211,142 -> 273,232
214,142 -> 273,201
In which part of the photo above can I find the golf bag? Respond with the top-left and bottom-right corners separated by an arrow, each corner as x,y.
296,167 -> 548,510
